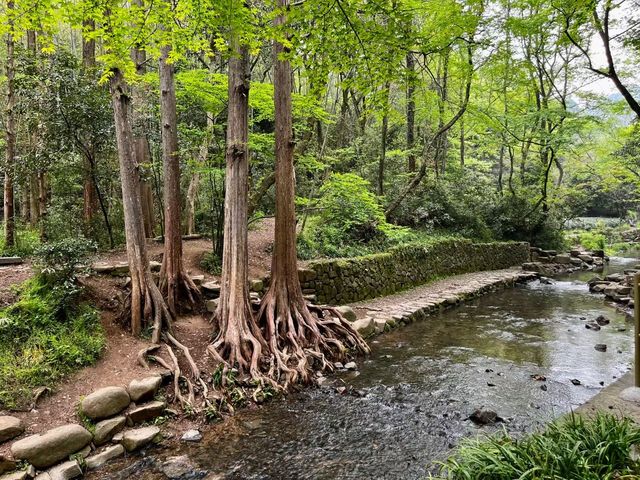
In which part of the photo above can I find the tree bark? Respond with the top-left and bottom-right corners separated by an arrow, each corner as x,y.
378,82 -> 390,195
158,44 -> 198,316
82,19 -> 99,225
208,36 -> 265,379
406,53 -> 416,172
109,68 -> 172,343
255,0 -> 368,388
4,0 -> 16,249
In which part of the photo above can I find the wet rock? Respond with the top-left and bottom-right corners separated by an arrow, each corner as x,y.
181,430 -> 202,442
595,315 -> 610,326
578,254 -> 594,264
335,387 -> 346,394
128,376 -> 162,403
161,455 -> 198,479
373,318 -> 387,334
605,273 -> 624,282
93,416 -> 126,446
121,426 -> 161,452
127,401 -> 165,425
554,254 -> 571,265
11,424 -> 92,469
333,362 -> 344,369
571,379 -> 581,386
585,322 -> 601,331
540,384 -> 548,392
0,416 -> 24,443
487,382 -> 496,387
81,386 -> 130,420
594,344 -> 607,352
469,409 -> 503,425
47,459 -> 82,480
344,362 -> 357,370
85,444 -> 125,470
530,374 -> 546,381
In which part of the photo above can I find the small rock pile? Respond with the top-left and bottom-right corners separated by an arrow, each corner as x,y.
588,268 -> 638,311
522,247 -> 607,276
0,375 -> 169,480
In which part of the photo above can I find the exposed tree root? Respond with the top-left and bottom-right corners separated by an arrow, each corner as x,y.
119,271 -> 174,344
158,264 -> 200,317
254,288 -> 370,389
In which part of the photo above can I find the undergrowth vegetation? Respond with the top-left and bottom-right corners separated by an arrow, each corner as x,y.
0,238 -> 104,409
436,414 -> 640,480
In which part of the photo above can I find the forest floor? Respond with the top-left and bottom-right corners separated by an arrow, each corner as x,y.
0,218 -> 292,456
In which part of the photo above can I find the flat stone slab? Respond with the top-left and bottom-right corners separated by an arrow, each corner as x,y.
127,401 -> 165,425
0,416 -> 24,443
121,426 -> 161,452
11,424 -> 92,469
0,257 -> 22,266
620,387 -> 640,404
81,386 -> 130,420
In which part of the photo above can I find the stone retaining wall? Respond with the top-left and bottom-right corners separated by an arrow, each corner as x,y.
299,240 -> 530,305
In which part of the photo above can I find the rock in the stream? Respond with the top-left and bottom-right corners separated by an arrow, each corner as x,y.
127,401 -> 165,425
594,344 -> 607,352
571,379 -> 581,386
93,416 -> 126,446
121,426 -> 161,452
47,459 -> 82,480
81,386 -> 130,420
85,445 -> 125,470
128,376 -> 162,403
0,416 -> 24,443
539,277 -> 553,285
469,409 -> 503,425
585,322 -> 601,331
351,317 -> 374,336
11,424 -> 92,469
161,455 -> 198,479
595,315 -> 610,326
344,362 -> 357,370
181,430 -> 202,442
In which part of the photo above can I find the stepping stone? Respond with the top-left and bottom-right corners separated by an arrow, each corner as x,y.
0,416 -> 24,443
181,430 -> 202,442
121,426 -> 161,452
335,306 -> 356,322
81,386 -> 130,420
0,471 -> 28,480
11,424 -> 92,469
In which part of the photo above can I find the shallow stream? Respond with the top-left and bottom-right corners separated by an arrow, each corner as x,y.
105,256 -> 639,480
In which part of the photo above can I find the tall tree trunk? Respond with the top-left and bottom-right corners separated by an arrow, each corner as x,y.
132,35 -> 156,238
208,36 -> 265,378
29,174 -> 39,226
406,53 -> 416,172
158,44 -> 198,316
109,68 -> 172,343
378,82 -> 390,196
185,114 -> 213,235
255,0 -> 368,388
82,19 -> 99,226
4,0 -> 16,249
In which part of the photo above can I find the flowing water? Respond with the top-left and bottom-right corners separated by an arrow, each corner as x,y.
104,256 -> 639,480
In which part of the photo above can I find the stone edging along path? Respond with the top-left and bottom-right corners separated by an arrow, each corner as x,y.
0,267 -> 539,480
344,267 -> 539,337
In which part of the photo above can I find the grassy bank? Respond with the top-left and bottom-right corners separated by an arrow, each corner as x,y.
435,414 -> 640,479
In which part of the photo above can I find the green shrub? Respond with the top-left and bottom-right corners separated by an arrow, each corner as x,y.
298,173 -> 412,258
435,414 -> 640,479
0,238 -> 103,409
201,251 -> 222,275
